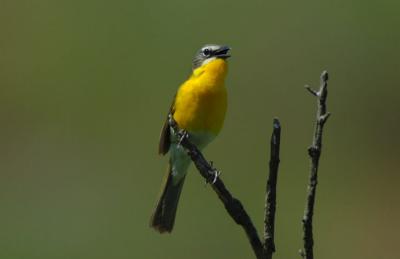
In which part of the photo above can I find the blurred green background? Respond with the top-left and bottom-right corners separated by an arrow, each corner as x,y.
1,0 -> 399,258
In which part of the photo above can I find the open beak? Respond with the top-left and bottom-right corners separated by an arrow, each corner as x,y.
214,46 -> 231,59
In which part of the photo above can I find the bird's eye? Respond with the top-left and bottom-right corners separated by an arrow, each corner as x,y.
202,48 -> 211,56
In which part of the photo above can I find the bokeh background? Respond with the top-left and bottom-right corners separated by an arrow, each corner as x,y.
1,0 -> 399,258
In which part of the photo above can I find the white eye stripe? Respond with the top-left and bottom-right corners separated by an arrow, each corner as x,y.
193,44 -> 227,69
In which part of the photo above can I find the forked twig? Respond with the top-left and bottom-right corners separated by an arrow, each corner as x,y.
300,71 -> 331,259
169,117 -> 265,259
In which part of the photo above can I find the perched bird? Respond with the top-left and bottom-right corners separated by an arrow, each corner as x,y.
150,44 -> 231,233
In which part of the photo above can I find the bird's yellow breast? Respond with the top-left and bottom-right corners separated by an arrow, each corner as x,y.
173,58 -> 228,135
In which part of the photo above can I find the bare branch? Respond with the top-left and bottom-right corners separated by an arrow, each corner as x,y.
168,116 -> 265,259
264,118 -> 281,259
300,70 -> 331,259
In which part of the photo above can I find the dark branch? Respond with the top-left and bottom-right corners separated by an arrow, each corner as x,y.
264,118 -> 281,259
300,71 -> 330,259
168,116 -> 265,259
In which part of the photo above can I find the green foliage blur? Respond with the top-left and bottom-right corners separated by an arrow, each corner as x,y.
1,1 -> 399,258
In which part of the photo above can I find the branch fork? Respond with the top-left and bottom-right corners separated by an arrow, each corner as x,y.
168,115 -> 281,259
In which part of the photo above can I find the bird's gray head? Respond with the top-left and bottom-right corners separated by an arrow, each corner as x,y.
192,44 -> 231,70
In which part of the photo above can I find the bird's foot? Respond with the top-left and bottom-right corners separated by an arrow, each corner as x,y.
210,170 -> 221,184
205,161 -> 221,185
178,129 -> 189,145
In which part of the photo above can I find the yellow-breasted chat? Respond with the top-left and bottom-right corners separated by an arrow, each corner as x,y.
150,44 -> 231,233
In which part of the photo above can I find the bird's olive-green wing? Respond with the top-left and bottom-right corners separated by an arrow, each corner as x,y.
158,95 -> 176,155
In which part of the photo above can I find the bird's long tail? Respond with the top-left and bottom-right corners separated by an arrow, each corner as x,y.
150,160 -> 186,233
